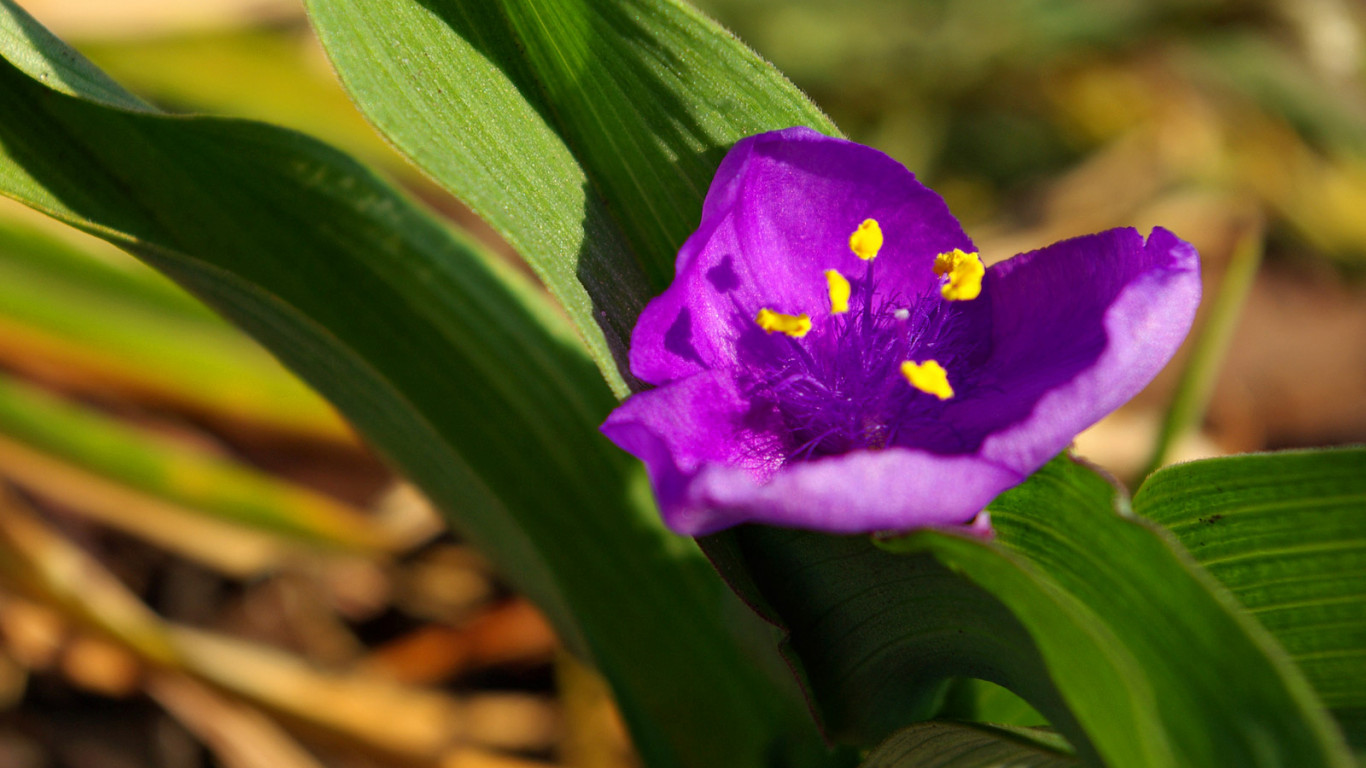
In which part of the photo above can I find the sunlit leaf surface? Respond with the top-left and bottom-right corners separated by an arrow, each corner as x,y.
305,0 -> 836,393
1135,448 -> 1366,749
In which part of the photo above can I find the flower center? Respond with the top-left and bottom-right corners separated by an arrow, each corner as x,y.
746,218 -> 984,461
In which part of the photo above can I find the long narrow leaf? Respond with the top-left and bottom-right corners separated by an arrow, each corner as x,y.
708,525 -> 1088,757
0,7 -> 828,768
1134,448 -> 1366,749
305,0 -> 837,393
716,454 -> 1354,767
880,455 -> 1353,768
0,218 -> 347,439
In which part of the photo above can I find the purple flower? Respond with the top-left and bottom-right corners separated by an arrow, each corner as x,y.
602,127 -> 1200,536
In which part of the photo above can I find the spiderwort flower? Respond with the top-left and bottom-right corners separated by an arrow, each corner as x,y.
602,127 -> 1200,536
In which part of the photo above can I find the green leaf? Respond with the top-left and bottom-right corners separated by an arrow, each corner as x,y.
860,722 -> 1078,768
0,7 -> 829,768
0,2 -> 148,112
76,28 -> 414,181
937,679 -> 1047,729
0,217 -> 215,321
304,0 -> 837,393
1134,448 -> 1366,749
711,525 -> 1088,757
0,217 -> 346,438
722,454 -> 1352,767
879,455 -> 1353,768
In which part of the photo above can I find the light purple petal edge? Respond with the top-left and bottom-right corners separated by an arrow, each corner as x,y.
979,226 -> 1201,473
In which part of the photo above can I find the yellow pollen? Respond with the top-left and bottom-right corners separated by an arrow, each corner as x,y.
849,219 -> 883,260
756,308 -> 812,337
825,269 -> 851,314
901,360 -> 954,400
933,249 -> 985,301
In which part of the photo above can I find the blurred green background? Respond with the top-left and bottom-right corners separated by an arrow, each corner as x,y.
0,0 -> 1363,766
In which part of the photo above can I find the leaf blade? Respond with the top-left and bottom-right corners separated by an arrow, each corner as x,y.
893,456 -> 1353,768
733,455 -> 1352,767
860,722 -> 1079,768
0,8 -> 829,767
1134,447 -> 1366,749
304,0 -> 837,391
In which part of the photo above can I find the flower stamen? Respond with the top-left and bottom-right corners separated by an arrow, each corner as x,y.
933,249 -> 984,301
849,219 -> 883,260
901,359 -> 954,400
756,308 -> 812,337
825,269 -> 851,314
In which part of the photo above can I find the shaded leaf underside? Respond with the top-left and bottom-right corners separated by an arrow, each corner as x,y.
860,722 -> 1079,768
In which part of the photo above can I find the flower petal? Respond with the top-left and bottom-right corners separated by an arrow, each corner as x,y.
629,127 -> 974,386
685,449 -> 1020,535
601,368 -> 1017,536
943,227 -> 1200,473
599,370 -> 782,533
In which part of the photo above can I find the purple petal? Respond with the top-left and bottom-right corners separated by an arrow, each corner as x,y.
685,449 -> 1019,535
946,227 -> 1201,473
630,127 -> 974,386
604,127 -> 1203,538
600,370 -> 782,533
602,368 -> 1018,536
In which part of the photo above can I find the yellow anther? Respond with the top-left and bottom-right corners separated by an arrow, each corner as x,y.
901,360 -> 954,400
933,249 -> 984,301
825,269 -> 851,314
849,219 -> 883,260
756,308 -> 812,338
